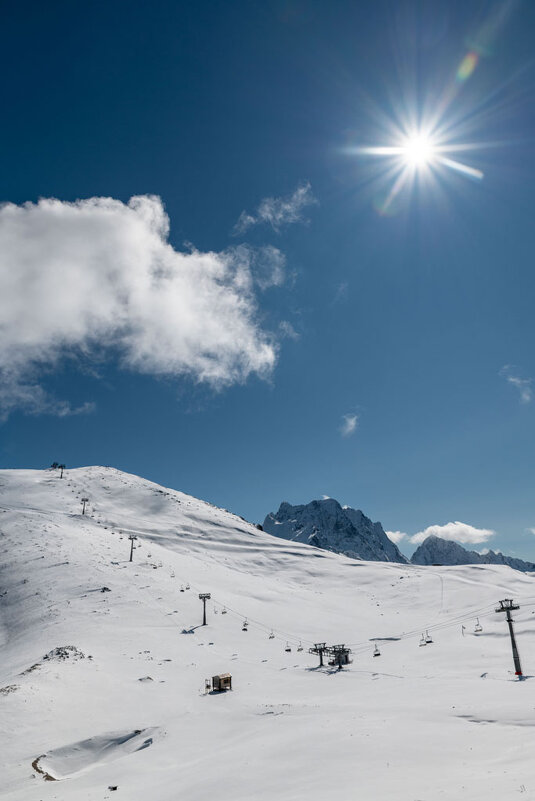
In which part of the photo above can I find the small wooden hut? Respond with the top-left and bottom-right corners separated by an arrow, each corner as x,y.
212,673 -> 232,692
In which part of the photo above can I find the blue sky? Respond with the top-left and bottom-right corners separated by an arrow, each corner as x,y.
1,0 -> 535,558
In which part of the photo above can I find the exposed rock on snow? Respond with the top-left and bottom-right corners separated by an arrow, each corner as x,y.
411,535 -> 535,572
43,645 -> 86,661
263,498 -> 406,563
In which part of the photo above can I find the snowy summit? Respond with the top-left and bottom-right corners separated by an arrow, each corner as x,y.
263,497 -> 406,563
411,534 -> 535,572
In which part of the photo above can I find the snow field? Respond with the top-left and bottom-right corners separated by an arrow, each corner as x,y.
1,467 -> 535,800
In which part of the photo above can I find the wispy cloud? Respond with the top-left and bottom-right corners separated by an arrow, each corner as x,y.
500,365 -> 533,404
234,182 -> 317,234
0,195 -> 279,420
0,370 -> 96,421
526,528 -> 535,536
410,521 -> 495,546
278,321 -> 300,341
340,413 -> 359,437
386,530 -> 407,544
330,282 -> 348,306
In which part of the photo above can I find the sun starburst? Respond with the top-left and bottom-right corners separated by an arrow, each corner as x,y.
350,125 -> 484,214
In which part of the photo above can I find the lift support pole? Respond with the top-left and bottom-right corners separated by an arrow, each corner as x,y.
199,593 -> 211,626
128,534 -> 137,562
495,599 -> 522,677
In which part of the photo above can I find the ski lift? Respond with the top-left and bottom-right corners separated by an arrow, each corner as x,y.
214,606 -> 218,614
474,618 -> 483,633
373,644 -> 381,657
170,571 -> 175,578
186,583 -> 190,590
221,607 -> 227,615
419,634 -> 427,647
285,642 -> 292,652
180,585 -> 185,592
425,630 -> 433,644
268,630 -> 275,639
297,642 -> 303,652
242,619 -> 248,631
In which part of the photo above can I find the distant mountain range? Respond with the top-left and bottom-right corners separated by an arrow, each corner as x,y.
411,535 -> 535,572
263,498 -> 535,572
262,498 -> 406,563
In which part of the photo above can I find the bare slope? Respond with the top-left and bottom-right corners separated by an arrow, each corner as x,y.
1,467 -> 535,800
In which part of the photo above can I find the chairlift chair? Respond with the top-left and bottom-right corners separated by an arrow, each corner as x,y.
268,630 -> 275,639
180,585 -> 185,592
474,618 -> 483,633
373,644 -> 381,657
297,642 -> 303,652
221,607 -> 227,615
425,630 -> 433,644
186,583 -> 190,590
242,619 -> 248,631
419,634 -> 427,647
285,642 -> 292,652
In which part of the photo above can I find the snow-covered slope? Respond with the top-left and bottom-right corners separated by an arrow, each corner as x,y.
263,497 -> 406,562
412,535 -> 535,572
2,467 -> 535,800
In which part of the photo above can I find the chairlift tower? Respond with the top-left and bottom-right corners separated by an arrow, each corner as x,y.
199,593 -> 211,626
495,599 -> 522,677
308,642 -> 327,667
325,644 -> 352,670
128,534 -> 137,562
81,497 -> 89,515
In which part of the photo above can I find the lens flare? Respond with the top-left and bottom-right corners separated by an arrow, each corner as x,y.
457,52 -> 479,83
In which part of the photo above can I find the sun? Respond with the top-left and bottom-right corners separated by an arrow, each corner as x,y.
349,122 -> 483,214
401,134 -> 435,167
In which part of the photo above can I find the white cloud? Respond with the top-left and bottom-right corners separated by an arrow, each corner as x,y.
340,413 -> 359,437
386,530 -> 407,544
0,195 -> 279,420
234,182 -> 317,234
527,528 -> 535,536
500,365 -> 533,404
410,521 -> 495,546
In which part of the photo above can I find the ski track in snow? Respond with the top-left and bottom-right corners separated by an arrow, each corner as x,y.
1,466 -> 535,800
